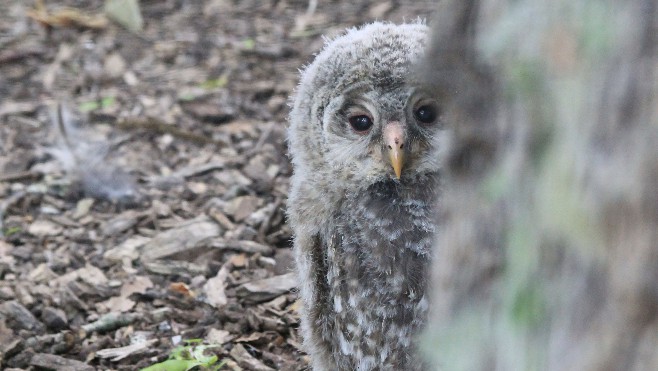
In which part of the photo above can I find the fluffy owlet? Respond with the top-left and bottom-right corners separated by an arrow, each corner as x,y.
287,22 -> 443,370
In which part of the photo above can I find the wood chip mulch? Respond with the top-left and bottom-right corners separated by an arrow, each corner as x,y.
0,1 -> 436,370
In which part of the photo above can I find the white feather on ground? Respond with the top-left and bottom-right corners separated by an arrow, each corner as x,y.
46,103 -> 138,203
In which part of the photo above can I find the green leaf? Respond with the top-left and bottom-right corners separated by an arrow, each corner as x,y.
191,345 -> 219,364
200,76 -> 228,90
139,359 -> 201,371
141,339 -> 224,370
79,101 -> 100,112
242,38 -> 255,50
101,96 -> 116,108
511,283 -> 546,328
178,93 -> 197,102
4,226 -> 22,236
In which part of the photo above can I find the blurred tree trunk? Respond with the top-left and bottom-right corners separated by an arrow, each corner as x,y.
422,0 -> 658,370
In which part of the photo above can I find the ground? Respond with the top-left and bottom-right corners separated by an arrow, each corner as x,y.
0,1 -> 436,370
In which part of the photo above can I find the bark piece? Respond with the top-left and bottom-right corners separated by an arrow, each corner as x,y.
140,216 -> 220,261
210,239 -> 273,255
225,196 -> 261,222
203,263 -> 230,308
30,353 -> 94,371
230,343 -> 275,371
27,219 -> 62,237
41,307 -> 68,331
235,273 -> 296,304
96,338 -> 158,361
1,300 -> 44,332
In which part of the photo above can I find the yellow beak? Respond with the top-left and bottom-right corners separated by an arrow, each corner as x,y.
388,145 -> 404,179
383,121 -> 406,179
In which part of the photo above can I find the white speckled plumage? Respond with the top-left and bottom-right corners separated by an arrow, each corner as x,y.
287,22 -> 444,370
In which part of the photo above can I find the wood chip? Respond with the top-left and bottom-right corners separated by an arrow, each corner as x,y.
203,263 -> 230,308
368,1 -> 393,18
30,353 -> 95,371
101,276 -> 153,312
210,239 -> 273,255
209,208 -> 236,230
206,328 -> 234,345
230,343 -> 275,371
172,161 -> 227,178
142,259 -> 208,276
102,210 -> 141,236
104,235 -> 150,263
1,300 -> 44,332
27,219 -> 63,237
72,198 -> 94,219
225,196 -> 262,222
140,216 -> 221,261
96,338 -> 158,361
235,273 -> 296,304
28,263 -> 58,283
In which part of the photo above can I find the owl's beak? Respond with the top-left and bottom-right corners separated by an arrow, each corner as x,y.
383,121 -> 406,179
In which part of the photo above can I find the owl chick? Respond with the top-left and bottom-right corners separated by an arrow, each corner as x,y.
287,22 -> 443,370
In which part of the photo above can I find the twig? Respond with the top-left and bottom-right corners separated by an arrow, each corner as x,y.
81,312 -> 141,334
0,48 -> 45,64
0,171 -> 42,183
258,197 -> 283,244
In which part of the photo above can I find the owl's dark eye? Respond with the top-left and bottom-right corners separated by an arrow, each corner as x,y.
414,104 -> 438,124
348,115 -> 374,132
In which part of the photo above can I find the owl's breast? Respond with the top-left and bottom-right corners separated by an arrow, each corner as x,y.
339,172 -> 440,258
320,173 -> 439,369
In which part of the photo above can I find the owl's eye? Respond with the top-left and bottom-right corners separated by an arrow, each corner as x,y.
414,104 -> 438,124
348,115 -> 374,132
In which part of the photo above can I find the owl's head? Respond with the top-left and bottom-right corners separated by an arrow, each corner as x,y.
289,22 -> 444,192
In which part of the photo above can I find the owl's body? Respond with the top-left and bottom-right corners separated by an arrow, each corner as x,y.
323,173 -> 438,370
287,23 -> 442,370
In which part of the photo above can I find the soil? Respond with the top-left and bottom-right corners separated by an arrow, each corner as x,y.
0,1 -> 436,370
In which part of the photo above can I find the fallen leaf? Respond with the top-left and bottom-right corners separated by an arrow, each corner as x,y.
206,328 -> 234,345
28,0 -> 108,29
104,0 -> 143,33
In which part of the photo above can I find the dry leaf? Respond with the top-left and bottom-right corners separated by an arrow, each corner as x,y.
206,328 -> 234,345
169,282 -> 195,297
27,0 -> 108,29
